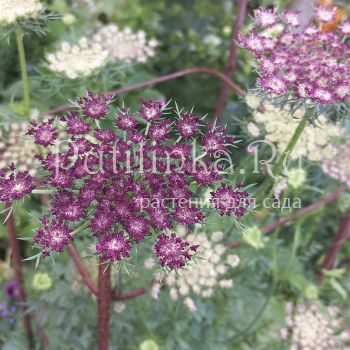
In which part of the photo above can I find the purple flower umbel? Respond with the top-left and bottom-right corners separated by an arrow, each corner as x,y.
96,232 -> 131,262
115,109 -> 138,131
139,98 -> 165,122
33,218 -> 73,255
27,119 -> 58,147
176,112 -> 201,139
9,93 -> 251,267
155,233 -> 198,270
240,6 -> 350,105
78,92 -> 112,120
211,183 -> 252,217
0,167 -> 35,202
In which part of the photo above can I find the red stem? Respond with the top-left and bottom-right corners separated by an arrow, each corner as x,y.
214,0 -> 248,120
67,243 -> 145,301
98,262 -> 111,350
41,67 -> 243,117
67,244 -> 98,295
112,288 -> 146,301
5,203 -> 34,349
318,207 -> 350,281
227,188 -> 344,250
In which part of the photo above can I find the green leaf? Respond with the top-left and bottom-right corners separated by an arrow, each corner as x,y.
23,252 -> 41,261
330,278 -> 347,299
322,268 -> 346,279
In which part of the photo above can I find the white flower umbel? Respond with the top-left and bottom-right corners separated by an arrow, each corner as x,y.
164,226 -> 238,309
245,94 -> 342,161
0,0 -> 43,26
321,142 -> 350,187
92,24 -> 157,64
281,302 -> 350,350
47,37 -> 108,79
0,120 -> 38,175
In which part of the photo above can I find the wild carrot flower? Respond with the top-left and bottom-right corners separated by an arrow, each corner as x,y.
33,218 -> 73,256
280,302 -> 350,349
92,24 -> 157,64
27,118 -> 58,147
96,232 -> 131,262
0,166 -> 35,202
0,0 -> 43,26
240,6 -> 350,105
154,233 -> 198,270
0,120 -> 38,175
47,38 -> 108,79
4,92 -> 251,268
156,227 -> 238,305
321,142 -> 350,186
245,94 -> 342,160
211,183 -> 251,217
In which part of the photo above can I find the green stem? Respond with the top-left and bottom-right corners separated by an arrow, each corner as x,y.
70,220 -> 91,236
32,189 -> 55,195
16,26 -> 31,115
255,109 -> 311,204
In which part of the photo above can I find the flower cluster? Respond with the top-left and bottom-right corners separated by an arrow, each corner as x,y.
17,92 -> 251,268
210,183 -> 251,216
4,280 -> 18,300
280,302 -> 350,350
240,7 -> 350,105
0,0 -> 43,27
154,233 -> 198,270
151,227 -> 239,311
0,165 -> 35,203
92,24 -> 158,64
47,37 -> 108,79
0,121 -> 38,175
245,94 -> 341,161
321,142 -> 350,187
32,272 -> 53,291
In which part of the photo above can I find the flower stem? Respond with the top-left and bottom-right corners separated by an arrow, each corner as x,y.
70,220 -> 91,236
255,109 -> 311,204
15,26 -> 31,115
318,207 -> 350,282
32,189 -> 55,195
98,262 -> 111,350
214,0 -> 248,120
5,203 -> 34,349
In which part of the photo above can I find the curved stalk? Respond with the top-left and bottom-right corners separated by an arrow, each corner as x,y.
227,188 -> 344,250
255,110 -> 310,204
15,27 -> 31,115
214,0 -> 248,120
67,244 -> 98,295
41,67 -> 244,117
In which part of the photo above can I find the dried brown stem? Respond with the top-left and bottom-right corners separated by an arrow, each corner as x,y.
318,208 -> 350,281
5,203 -> 34,349
214,0 -> 248,120
98,262 -> 111,350
227,188 -> 344,250
41,67 -> 243,117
